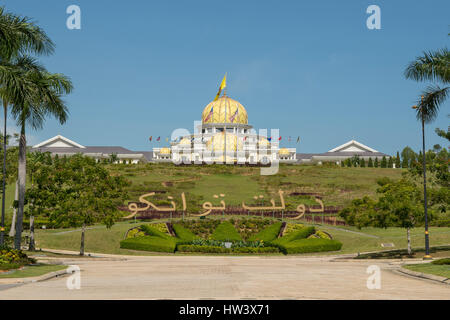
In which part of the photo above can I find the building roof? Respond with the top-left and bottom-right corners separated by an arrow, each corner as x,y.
31,135 -> 149,160
328,140 -> 378,153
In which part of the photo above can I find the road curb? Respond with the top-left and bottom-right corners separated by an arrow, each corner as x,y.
398,266 -> 450,285
0,267 -> 69,285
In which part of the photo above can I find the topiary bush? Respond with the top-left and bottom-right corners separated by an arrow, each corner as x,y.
432,258 -> 450,265
211,221 -> 242,241
248,222 -> 282,242
275,226 -> 316,244
275,238 -> 342,254
140,224 -> 172,240
172,223 -> 199,241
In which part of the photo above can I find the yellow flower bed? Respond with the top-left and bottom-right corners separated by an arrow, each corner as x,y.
282,223 -> 305,236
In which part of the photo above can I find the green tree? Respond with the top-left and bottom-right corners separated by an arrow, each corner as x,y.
387,156 -> 393,168
26,155 -> 129,255
380,156 -> 387,168
374,157 -> 379,168
368,157 -> 373,167
340,179 -> 424,255
435,125 -> 449,142
345,158 -> 352,167
0,6 -> 54,245
395,151 -> 401,168
401,146 -> 418,168
377,180 -> 424,255
360,158 -> 366,168
9,58 -> 72,250
405,45 -> 449,258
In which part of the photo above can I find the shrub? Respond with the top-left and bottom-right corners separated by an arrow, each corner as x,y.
177,245 -> 279,254
172,223 -> 199,241
211,221 -> 242,241
126,227 -> 145,239
248,222 -> 282,242
140,224 -> 172,240
275,226 -> 316,244
315,230 -> 332,240
120,236 -> 176,253
432,258 -> 450,265
0,247 -> 35,269
282,223 -> 305,236
276,238 -> 342,254
151,223 -> 170,235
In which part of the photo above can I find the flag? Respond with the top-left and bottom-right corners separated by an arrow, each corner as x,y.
268,137 -> 272,142
243,136 -> 247,141
278,136 -> 282,141
214,73 -> 227,101
204,106 -> 213,122
229,107 -> 238,123
288,136 -> 291,142
156,136 -> 160,141
149,136 -> 152,142
166,137 -> 169,142
297,136 -> 300,143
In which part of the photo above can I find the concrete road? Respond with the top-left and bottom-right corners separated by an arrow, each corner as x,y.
0,254 -> 449,299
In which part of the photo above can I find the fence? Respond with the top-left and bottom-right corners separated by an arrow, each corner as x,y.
118,205 -> 346,226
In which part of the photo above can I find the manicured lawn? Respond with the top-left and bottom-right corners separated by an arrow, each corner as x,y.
0,264 -> 67,279
404,263 -> 450,278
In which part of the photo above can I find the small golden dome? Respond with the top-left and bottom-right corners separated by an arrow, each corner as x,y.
258,137 -> 270,146
160,147 -> 171,154
206,132 -> 243,152
279,148 -> 290,155
202,96 -> 248,125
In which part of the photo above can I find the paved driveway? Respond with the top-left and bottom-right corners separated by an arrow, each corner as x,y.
0,254 -> 448,299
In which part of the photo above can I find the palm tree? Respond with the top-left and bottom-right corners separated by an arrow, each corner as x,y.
405,48 -> 450,84
406,47 -> 449,258
0,6 -> 54,245
8,57 -> 72,249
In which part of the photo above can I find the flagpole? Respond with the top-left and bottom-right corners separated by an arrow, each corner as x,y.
224,88 -> 227,164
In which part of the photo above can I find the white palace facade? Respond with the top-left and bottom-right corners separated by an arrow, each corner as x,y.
152,93 -> 297,165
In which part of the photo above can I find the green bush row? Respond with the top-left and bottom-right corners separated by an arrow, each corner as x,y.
177,244 -> 279,254
211,221 -> 242,241
248,222 -> 282,242
120,236 -> 176,253
273,238 -> 342,254
432,258 -> 450,265
172,223 -> 199,241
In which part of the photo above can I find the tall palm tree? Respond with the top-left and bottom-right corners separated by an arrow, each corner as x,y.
0,6 -> 54,245
405,47 -> 449,258
8,57 -> 72,249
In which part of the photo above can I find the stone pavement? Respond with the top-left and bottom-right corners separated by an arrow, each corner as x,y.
0,254 -> 448,299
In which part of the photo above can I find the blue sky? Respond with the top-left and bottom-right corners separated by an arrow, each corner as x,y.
2,0 -> 449,154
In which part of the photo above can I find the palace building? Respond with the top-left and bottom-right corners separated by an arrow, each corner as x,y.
31,88 -> 389,165
152,93 -> 297,164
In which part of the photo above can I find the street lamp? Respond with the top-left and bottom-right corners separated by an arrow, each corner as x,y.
412,98 -> 432,260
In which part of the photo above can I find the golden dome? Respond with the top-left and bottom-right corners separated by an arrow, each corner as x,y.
179,138 -> 191,145
279,148 -> 290,155
202,96 -> 248,125
160,147 -> 171,154
258,137 -> 270,147
206,132 -> 243,152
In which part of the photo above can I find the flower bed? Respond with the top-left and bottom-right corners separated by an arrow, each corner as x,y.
0,247 -> 36,271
